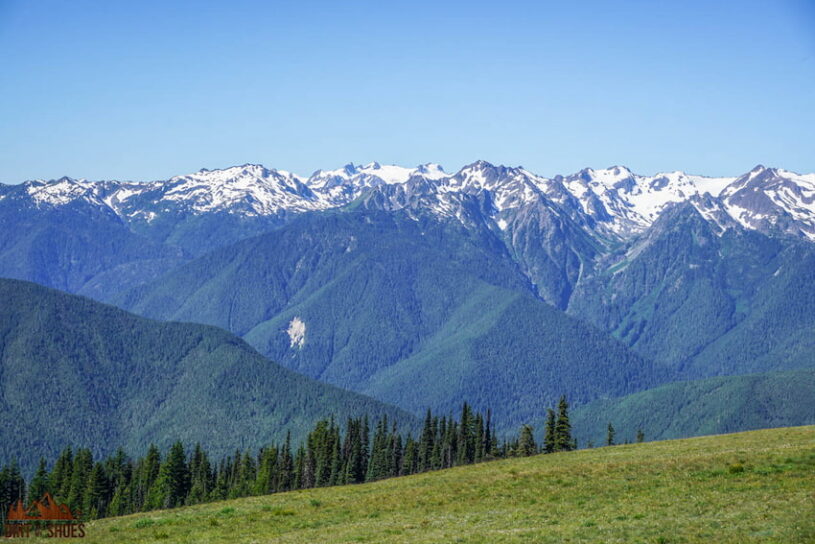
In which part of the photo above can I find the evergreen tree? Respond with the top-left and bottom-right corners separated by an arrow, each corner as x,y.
49,447 -> 73,500
543,408 -> 557,454
276,432 -> 294,492
66,449 -> 93,517
151,442 -> 190,509
484,409 -> 494,459
135,444 -> 160,511
401,436 -> 418,476
418,409 -> 434,472
28,457 -> 51,500
518,425 -> 537,456
84,462 -> 110,519
188,443 -> 212,504
0,461 -> 25,525
554,396 -> 573,452
636,429 -> 645,443
606,422 -> 616,446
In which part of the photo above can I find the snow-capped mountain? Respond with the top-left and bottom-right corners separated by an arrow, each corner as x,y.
719,165 -> 815,240
113,164 -> 327,218
4,161 -> 814,242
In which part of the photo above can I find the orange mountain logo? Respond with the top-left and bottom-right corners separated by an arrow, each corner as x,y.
4,493 -> 85,538
7,493 -> 78,521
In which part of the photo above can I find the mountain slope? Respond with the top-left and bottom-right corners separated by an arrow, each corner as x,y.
118,209 -> 662,430
568,202 -> 815,375
0,279 -> 416,472
0,182 -> 187,299
572,369 -> 815,446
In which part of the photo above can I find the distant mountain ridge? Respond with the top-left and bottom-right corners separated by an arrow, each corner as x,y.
4,160 -> 812,306
4,161 -> 814,243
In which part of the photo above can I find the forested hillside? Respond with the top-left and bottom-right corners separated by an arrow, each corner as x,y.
568,204 -> 815,377
117,209 -> 662,430
571,369 -> 815,446
0,279 -> 416,473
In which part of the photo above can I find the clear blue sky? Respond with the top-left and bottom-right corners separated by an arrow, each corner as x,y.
1,0 -> 813,183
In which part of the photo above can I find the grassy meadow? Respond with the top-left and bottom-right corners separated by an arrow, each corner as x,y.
29,425 -> 815,543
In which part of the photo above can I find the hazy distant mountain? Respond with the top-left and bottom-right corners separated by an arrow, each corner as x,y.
2,160 -> 811,302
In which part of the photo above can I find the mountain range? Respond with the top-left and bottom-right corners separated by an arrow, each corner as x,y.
1,160 -> 814,462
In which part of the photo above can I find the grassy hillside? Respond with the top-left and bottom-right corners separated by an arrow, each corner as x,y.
571,369 -> 815,446
39,426 -> 815,543
0,279 -> 416,472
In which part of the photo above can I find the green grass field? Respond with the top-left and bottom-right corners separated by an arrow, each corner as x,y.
33,426 -> 815,543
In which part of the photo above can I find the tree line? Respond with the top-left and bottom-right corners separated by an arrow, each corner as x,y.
0,398 -> 582,522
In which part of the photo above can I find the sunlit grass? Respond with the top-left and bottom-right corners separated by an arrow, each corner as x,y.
30,426 -> 815,543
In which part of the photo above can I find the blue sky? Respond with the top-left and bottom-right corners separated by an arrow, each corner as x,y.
1,0 -> 813,182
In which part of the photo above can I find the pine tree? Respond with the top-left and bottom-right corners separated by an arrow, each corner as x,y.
518,425 -> 537,456
554,396 -> 573,452
151,442 -> 190,509
293,445 -> 305,490
636,429 -> 645,443
484,409 -> 494,459
66,449 -> 93,517
277,432 -> 294,491
543,408 -> 557,454
0,460 -> 26,525
401,436 -> 418,476
84,462 -> 110,519
606,423 -> 616,446
135,444 -> 160,511
474,413 -> 485,463
28,457 -> 51,500
188,443 -> 212,504
49,447 -> 73,500
418,409 -> 434,472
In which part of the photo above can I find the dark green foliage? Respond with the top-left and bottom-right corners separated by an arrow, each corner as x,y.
0,460 -> 25,524
569,204 -> 815,378
151,442 -> 190,509
0,278 -> 417,474
606,423 -> 616,447
28,458 -> 50,501
554,396 -> 574,452
0,403 -> 542,523
517,425 -> 537,456
543,409 -> 557,454
572,369 -> 815,447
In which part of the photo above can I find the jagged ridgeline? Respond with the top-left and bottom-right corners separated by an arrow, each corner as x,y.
0,279 -> 418,474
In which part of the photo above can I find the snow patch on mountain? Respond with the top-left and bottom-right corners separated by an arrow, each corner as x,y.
25,177 -> 103,207
287,317 -> 306,349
